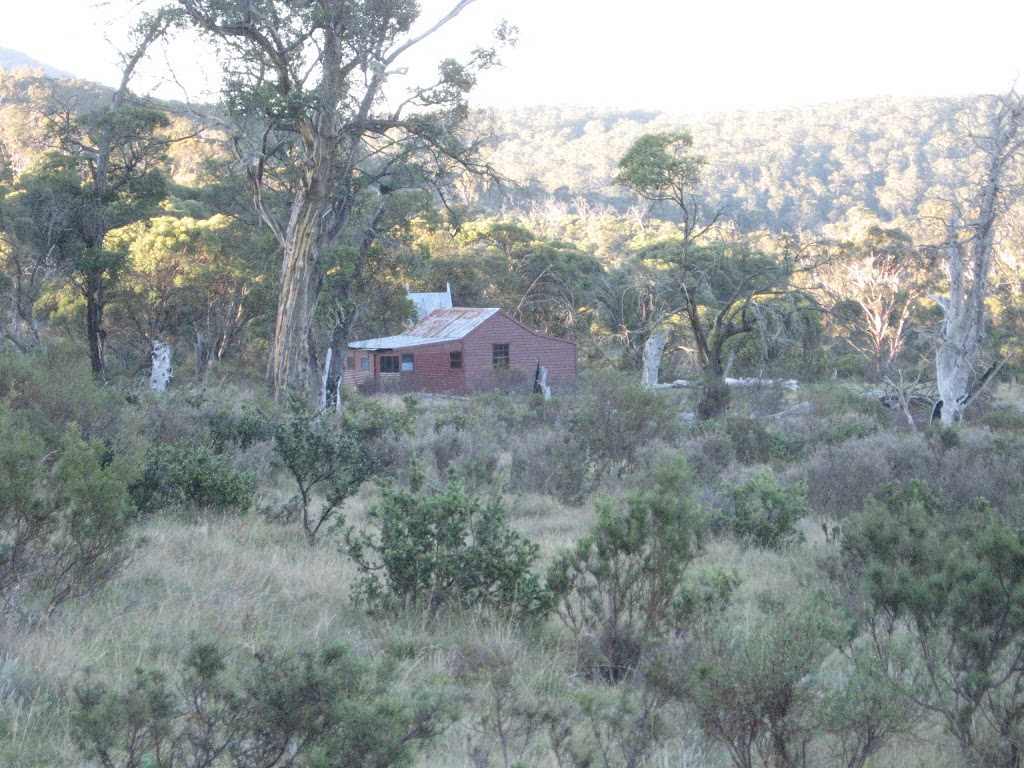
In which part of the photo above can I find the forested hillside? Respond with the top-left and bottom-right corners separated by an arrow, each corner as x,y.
474,97 -> 974,234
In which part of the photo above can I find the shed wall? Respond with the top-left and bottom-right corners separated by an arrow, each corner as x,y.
391,341 -> 466,394
462,313 -> 577,392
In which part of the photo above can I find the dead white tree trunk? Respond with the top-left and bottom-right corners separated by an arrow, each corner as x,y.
641,329 -> 669,389
321,347 -> 333,411
533,361 -> 552,400
933,91 -> 1024,424
150,340 -> 173,392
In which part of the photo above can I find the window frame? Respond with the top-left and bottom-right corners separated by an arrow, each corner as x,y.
492,343 -> 510,369
401,353 -> 414,372
379,355 -> 400,373
450,351 -> 463,369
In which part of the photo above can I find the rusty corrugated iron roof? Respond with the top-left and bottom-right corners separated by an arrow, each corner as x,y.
348,307 -> 500,350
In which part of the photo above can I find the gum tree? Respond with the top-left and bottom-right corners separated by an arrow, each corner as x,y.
933,90 -> 1024,423
177,0 -> 505,401
12,13 -> 173,376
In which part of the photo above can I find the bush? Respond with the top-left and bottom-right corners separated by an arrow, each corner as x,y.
797,427 -> 1024,520
547,459 -> 706,679
133,443 -> 255,515
72,641 -> 456,768
274,394 -> 414,542
714,469 -> 808,549
840,480 -> 1024,767
725,417 -> 797,465
565,370 -> 679,477
508,425 -> 591,504
344,477 -> 552,620
662,595 -> 843,768
0,346 -> 125,447
682,427 -> 736,479
0,406 -> 137,623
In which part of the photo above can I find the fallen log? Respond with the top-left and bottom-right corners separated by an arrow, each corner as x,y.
653,377 -> 800,391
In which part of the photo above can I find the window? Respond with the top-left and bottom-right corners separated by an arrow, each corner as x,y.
401,353 -> 414,371
346,355 -> 355,370
380,355 -> 400,373
450,351 -> 463,369
360,357 -> 369,372
492,343 -> 510,369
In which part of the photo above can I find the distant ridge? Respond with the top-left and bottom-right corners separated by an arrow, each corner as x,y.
0,47 -> 76,79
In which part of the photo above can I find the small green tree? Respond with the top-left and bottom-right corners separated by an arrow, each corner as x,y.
564,370 -> 678,478
546,459 -> 705,678
716,469 -> 808,549
344,477 -> 552,619
842,481 -> 1024,768
274,395 -> 414,542
667,596 -> 841,768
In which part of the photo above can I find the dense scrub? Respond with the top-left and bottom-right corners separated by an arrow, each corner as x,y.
4,348 -> 1024,767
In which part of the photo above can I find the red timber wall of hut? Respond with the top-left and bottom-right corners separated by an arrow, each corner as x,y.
342,350 -> 374,389
384,340 -> 467,394
462,312 -> 577,392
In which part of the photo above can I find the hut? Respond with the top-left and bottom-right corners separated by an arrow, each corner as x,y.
344,307 -> 576,394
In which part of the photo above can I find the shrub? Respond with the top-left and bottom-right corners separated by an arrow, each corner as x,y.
207,401 -> 274,450
344,477 -> 552,619
0,346 -> 125,447
682,427 -> 736,479
841,481 -> 1024,768
508,425 -> 591,504
663,595 -> 842,768
133,443 -> 255,515
72,641 -> 456,768
725,417 -> 796,464
547,459 -> 706,679
0,406 -> 137,623
797,433 -> 905,518
564,370 -> 679,477
714,469 -> 808,549
274,394 -> 414,542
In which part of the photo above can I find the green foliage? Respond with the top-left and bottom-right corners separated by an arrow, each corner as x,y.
344,478 -> 552,620
665,595 -> 843,768
725,417 -> 796,464
672,567 -> 743,626
841,481 -> 1024,767
716,470 -> 808,549
566,370 -> 679,478
564,684 -> 670,768
0,346 -> 125,447
615,132 -> 706,207
133,443 -> 255,516
547,459 -> 705,678
207,401 -> 274,451
815,640 -> 921,768
107,214 -> 275,368
0,405 -> 136,622
72,641 -> 456,768
274,395 -> 414,542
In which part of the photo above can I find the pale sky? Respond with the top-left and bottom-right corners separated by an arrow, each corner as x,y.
1,0 -> 1022,114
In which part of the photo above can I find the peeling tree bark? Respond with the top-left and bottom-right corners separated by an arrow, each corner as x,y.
934,91 -> 1024,424
179,0 -> 485,404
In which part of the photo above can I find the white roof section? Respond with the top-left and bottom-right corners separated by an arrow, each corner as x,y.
349,307 -> 500,350
407,283 -> 452,322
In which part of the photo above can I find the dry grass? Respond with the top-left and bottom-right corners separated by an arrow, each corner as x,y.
1,492 -> 966,768
1,515 -> 369,765
1,384 -> 998,767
